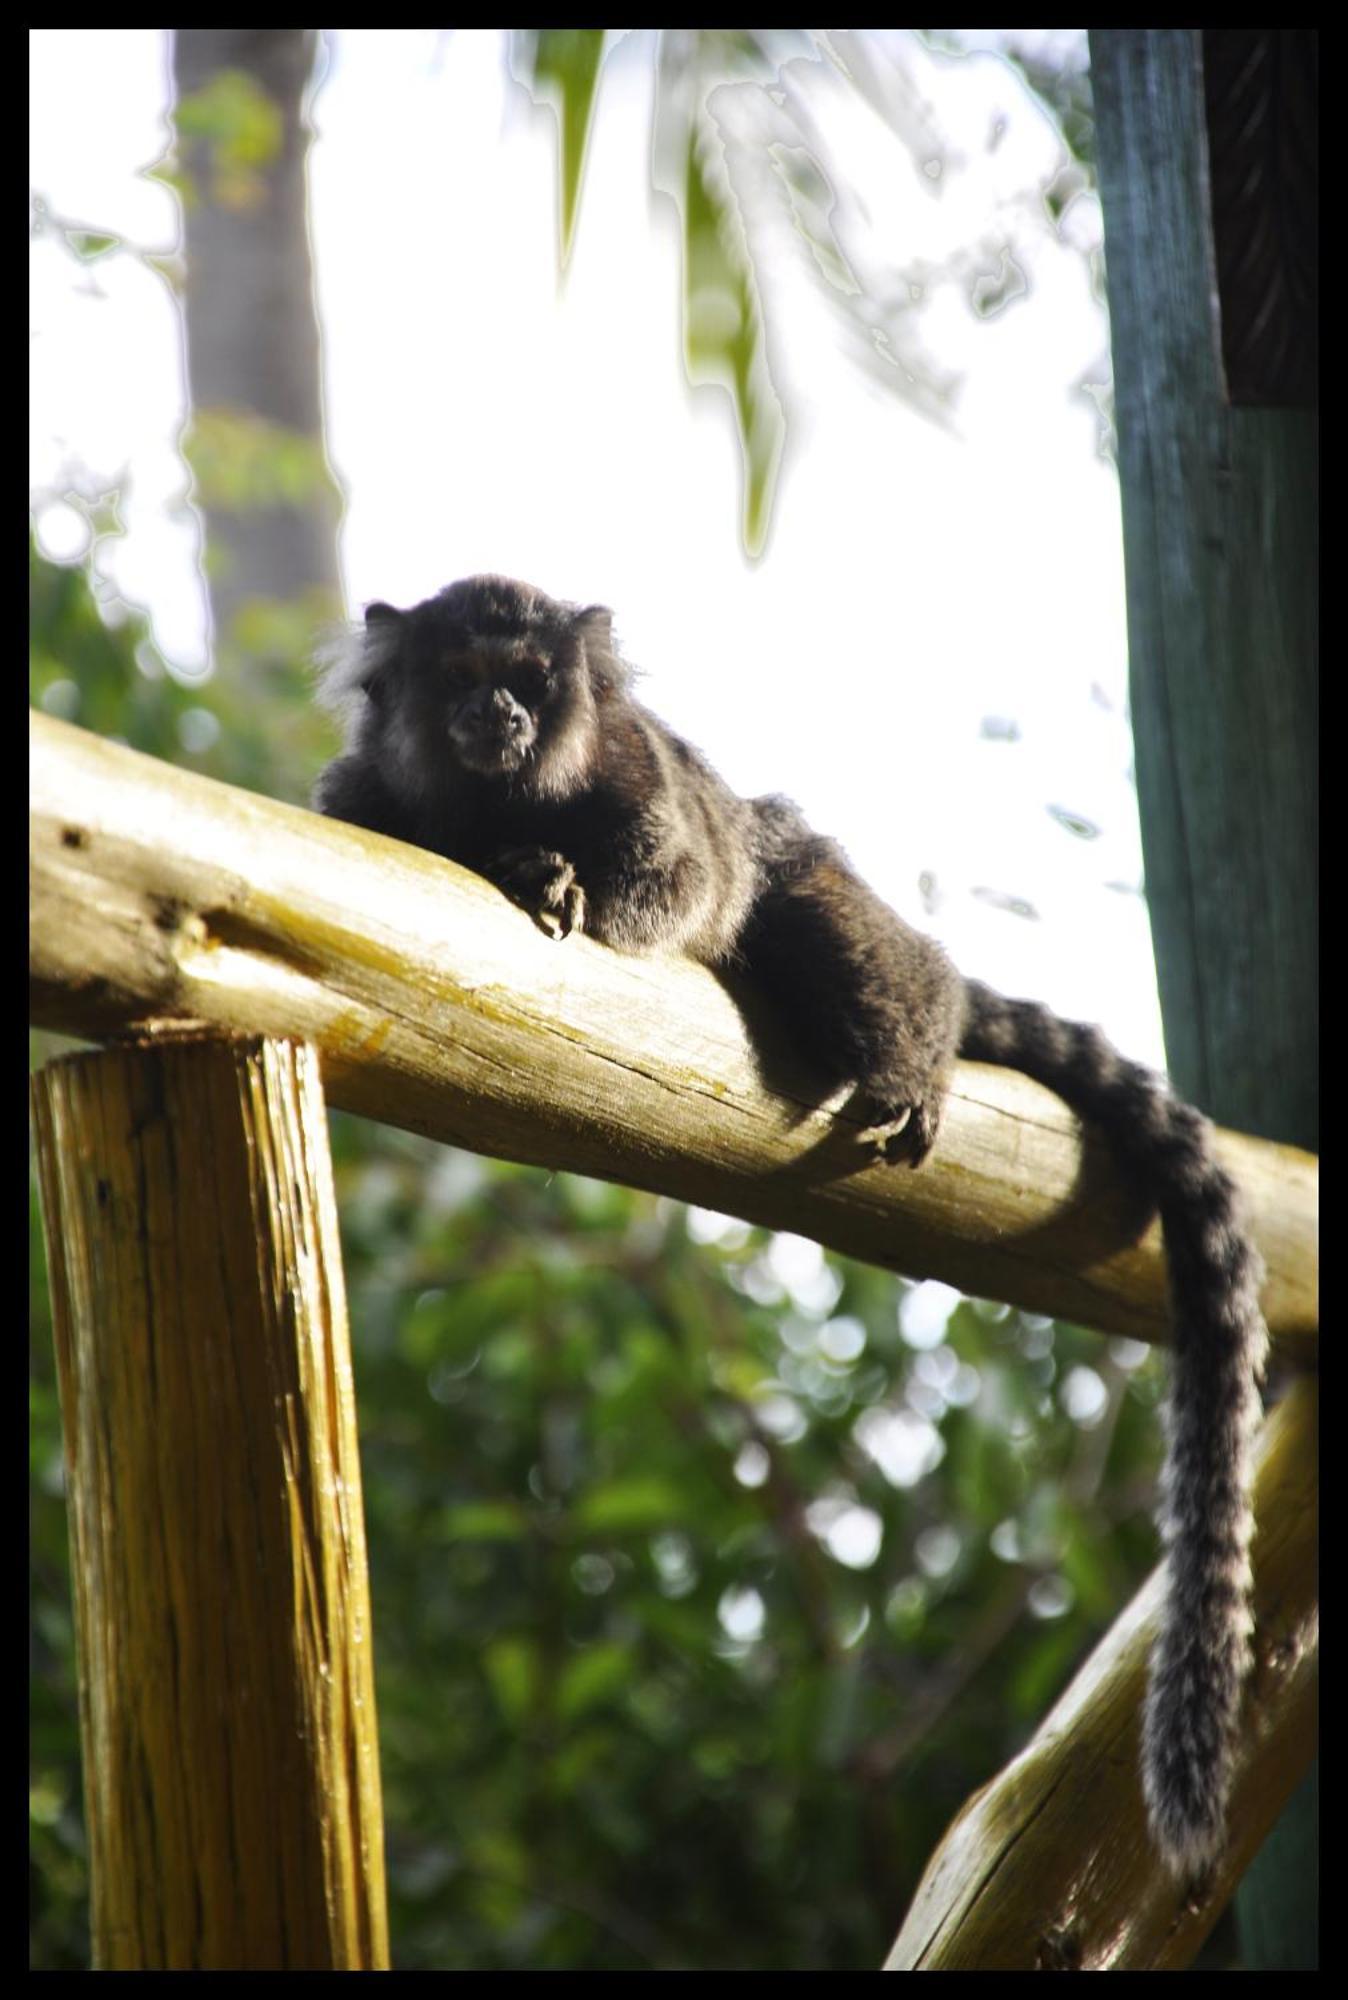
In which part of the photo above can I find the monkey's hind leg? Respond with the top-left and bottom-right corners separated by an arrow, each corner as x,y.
738,843 -> 964,1168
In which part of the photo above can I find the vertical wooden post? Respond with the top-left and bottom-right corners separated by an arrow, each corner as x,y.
1089,28 -> 1318,1145
30,1032 -> 389,1971
1091,30 -> 1318,1966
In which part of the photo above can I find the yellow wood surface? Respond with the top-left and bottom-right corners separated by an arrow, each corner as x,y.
32,1033 -> 389,1970
29,712 -> 1318,1364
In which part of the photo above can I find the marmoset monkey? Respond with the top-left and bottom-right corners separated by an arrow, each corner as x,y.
315,573 -> 1267,1881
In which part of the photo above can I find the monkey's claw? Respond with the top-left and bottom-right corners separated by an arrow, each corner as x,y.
538,880 -> 587,940
860,1101 -> 939,1169
492,847 -> 586,939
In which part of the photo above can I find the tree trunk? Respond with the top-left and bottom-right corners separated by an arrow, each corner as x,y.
173,28 -> 342,670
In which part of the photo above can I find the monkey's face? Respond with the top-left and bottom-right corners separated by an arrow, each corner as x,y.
370,642 -> 557,793
369,631 -> 598,801
348,578 -> 610,804
440,651 -> 549,777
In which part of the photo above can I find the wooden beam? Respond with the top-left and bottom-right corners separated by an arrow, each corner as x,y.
30,710 -> 1317,1360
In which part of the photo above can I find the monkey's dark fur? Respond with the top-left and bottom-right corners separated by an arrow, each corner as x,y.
315,573 -> 1267,1879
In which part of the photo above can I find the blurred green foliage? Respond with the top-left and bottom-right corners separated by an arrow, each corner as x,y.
184,408 -> 337,514
516,29 -> 608,266
29,544 -> 1168,1969
511,30 -> 1098,560
167,66 -> 284,211
514,27 -> 793,556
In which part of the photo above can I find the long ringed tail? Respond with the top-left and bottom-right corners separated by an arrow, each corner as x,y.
960,979 -> 1268,1876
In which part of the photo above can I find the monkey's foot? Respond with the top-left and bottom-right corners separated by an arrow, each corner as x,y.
859,1100 -> 939,1169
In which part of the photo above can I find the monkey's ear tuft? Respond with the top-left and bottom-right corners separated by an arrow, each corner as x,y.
316,613 -> 397,711
577,603 -> 613,646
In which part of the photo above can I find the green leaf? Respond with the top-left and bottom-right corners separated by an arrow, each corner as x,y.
575,1475 -> 686,1532
556,1641 -> 634,1721
65,230 -> 119,262
481,1635 -> 538,1726
518,29 -> 608,267
678,101 -> 785,554
439,1502 -> 528,1543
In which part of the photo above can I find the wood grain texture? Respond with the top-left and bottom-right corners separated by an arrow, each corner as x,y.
1203,30 -> 1318,410
30,710 -> 1317,1360
31,1034 -> 388,1970
1090,30 -> 1318,1152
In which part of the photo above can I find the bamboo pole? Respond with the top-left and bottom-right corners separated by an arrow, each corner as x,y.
31,1031 -> 388,1971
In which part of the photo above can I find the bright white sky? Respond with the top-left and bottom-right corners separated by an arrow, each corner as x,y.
29,26 -> 1166,1068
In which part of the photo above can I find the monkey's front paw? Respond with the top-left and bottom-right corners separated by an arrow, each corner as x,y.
539,880 -> 586,940
859,1099 -> 940,1170
491,847 -> 587,939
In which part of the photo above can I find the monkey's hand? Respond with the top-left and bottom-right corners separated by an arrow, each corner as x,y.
489,846 -> 587,940
858,1096 -> 941,1170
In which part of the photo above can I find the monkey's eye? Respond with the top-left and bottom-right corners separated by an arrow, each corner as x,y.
514,657 -> 549,701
